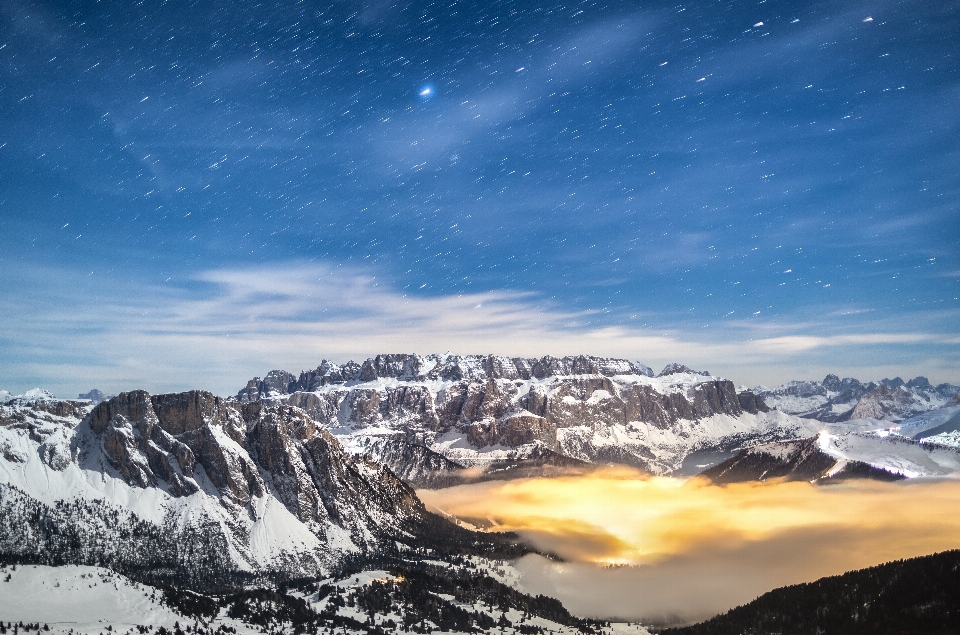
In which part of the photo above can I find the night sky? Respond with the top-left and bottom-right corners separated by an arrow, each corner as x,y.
1,0 -> 958,396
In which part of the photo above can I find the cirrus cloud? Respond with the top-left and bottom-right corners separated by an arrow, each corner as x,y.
0,261 -> 956,396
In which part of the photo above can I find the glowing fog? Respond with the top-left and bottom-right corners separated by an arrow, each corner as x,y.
418,468 -> 960,623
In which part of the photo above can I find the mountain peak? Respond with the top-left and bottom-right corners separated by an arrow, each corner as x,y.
658,363 -> 710,377
78,388 -> 113,403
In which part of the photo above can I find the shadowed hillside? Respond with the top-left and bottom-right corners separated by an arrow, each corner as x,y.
661,550 -> 960,635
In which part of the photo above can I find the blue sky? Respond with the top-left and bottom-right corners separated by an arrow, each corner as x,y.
1,0 -> 958,396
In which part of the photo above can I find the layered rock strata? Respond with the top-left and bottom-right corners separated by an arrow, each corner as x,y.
237,354 -> 784,476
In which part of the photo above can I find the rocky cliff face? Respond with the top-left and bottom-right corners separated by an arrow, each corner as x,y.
236,353 -> 787,476
849,384 -> 913,420
0,390 -> 428,589
89,390 -> 422,545
237,354 -> 657,402
242,356 -> 763,438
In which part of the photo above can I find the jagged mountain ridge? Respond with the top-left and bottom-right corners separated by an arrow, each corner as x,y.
237,354 -> 658,400
0,389 -> 431,590
755,374 -> 959,423
235,353 -> 817,478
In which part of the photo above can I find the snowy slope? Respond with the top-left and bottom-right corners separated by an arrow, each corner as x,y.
817,430 -> 960,478
0,561 -> 653,635
900,406 -> 960,439
702,427 -> 960,483
0,564 -> 190,633
923,430 -> 960,450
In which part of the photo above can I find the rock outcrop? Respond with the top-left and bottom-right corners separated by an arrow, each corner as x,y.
737,390 -> 771,414
85,390 -> 423,542
89,390 -> 201,497
89,390 -> 260,502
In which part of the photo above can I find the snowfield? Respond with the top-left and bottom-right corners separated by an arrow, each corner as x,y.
0,562 -> 654,635
817,430 -> 960,478
0,565 -> 190,633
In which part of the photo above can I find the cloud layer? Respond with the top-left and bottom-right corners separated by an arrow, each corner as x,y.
418,469 -> 960,623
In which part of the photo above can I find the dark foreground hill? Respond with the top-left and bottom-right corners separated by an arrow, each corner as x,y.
661,549 -> 960,635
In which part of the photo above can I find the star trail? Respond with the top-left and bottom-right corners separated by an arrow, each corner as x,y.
0,0 -> 957,394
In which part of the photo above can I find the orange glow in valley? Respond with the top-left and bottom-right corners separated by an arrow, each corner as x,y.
418,468 -> 960,621
419,467 -> 960,564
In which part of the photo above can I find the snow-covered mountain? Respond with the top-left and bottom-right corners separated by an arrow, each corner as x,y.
3,360 -> 959,634
1,387 -> 626,632
699,436 -> 889,484
701,428 -> 960,483
700,400 -> 960,484
237,354 -> 814,478
77,388 -> 113,403
0,389 -> 430,590
755,374 -> 959,423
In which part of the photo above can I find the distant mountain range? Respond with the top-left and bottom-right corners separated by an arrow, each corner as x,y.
6,356 -> 959,494
231,354 -> 960,483
754,374 -> 958,422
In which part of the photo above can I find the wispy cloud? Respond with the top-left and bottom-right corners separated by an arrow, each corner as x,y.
0,261 -> 956,396
753,333 -> 936,353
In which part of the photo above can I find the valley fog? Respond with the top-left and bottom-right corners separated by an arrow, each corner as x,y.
418,469 -> 960,623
